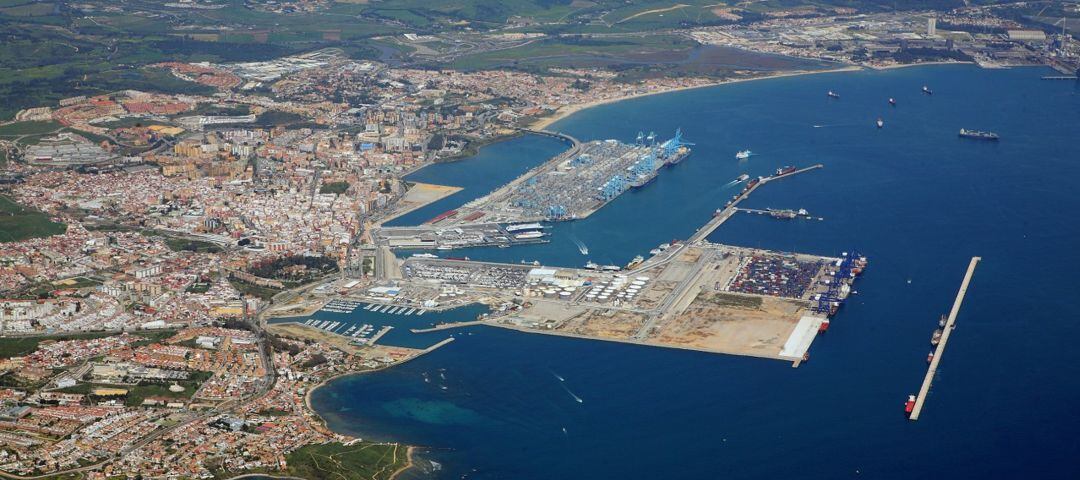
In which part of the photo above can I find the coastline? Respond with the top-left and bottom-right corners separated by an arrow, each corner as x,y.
299,59 -> 978,476
528,65 -> 862,131
866,60 -> 974,71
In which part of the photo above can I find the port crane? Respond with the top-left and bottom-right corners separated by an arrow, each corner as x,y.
660,128 -> 694,159
813,251 -> 860,315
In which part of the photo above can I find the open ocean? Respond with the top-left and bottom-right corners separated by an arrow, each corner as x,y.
310,64 -> 1080,479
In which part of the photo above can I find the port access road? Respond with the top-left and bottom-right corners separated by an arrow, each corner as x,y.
909,256 -> 981,421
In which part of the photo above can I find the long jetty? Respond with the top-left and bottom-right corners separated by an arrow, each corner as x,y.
909,256 -> 981,421
519,128 -> 581,147
689,163 -> 823,243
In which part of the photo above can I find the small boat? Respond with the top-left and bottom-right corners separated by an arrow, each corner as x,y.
735,150 -> 752,160
905,394 -> 917,415
889,97 -> 896,106
735,173 -> 749,182
958,128 -> 999,141
922,85 -> 933,95
938,314 -> 947,328
927,351 -> 935,363
827,90 -> 840,99
876,118 -> 884,129
931,328 -> 943,346
818,319 -> 830,333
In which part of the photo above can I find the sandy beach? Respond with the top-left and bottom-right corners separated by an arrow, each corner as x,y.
376,182 -> 463,227
529,66 -> 863,131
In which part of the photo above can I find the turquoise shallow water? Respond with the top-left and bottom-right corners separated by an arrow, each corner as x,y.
312,65 -> 1080,479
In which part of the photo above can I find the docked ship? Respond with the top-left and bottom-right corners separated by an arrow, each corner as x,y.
506,223 -> 544,233
514,231 -> 545,240
938,314 -> 947,328
735,150 -> 752,160
630,171 -> 658,189
905,395 -> 917,415
775,166 -> 796,176
958,128 -> 999,141
584,261 -> 599,270
827,90 -> 840,99
922,85 -> 933,95
626,255 -> 645,270
927,351 -> 935,363
735,173 -> 750,182
931,328 -> 944,346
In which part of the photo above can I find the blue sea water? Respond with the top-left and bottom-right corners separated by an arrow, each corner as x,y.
311,65 -> 1080,479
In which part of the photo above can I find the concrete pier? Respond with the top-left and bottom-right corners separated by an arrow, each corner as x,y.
909,256 -> 981,421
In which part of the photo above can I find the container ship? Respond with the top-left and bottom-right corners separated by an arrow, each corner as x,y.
958,128 -> 999,141
630,171 -> 658,189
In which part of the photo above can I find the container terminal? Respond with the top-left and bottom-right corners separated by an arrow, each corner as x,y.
280,163 -> 863,365
429,129 -> 692,226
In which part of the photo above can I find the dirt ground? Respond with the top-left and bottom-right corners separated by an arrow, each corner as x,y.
652,291 -> 809,359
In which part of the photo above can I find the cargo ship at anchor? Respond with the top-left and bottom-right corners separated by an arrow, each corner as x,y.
958,128 -> 999,141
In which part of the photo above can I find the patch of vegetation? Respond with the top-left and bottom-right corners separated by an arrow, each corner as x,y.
228,277 -> 283,301
284,441 -> 408,480
186,282 -> 212,294
0,120 -> 62,137
164,237 -> 223,254
704,292 -> 763,310
0,196 -> 66,243
248,255 -> 338,286
0,331 -> 113,359
320,181 -> 350,195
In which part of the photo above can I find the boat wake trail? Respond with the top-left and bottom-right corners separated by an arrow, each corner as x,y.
561,384 -> 584,404
570,236 -> 589,256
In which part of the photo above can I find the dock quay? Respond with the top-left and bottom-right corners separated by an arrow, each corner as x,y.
736,207 -> 821,220
374,222 -> 550,250
909,256 -> 981,421
689,163 -> 823,243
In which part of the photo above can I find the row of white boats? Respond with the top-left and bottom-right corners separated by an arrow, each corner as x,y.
319,301 -> 427,316
302,318 -> 380,341
360,303 -> 427,316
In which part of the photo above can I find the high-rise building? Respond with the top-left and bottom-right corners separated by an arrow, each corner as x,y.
927,18 -> 937,36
